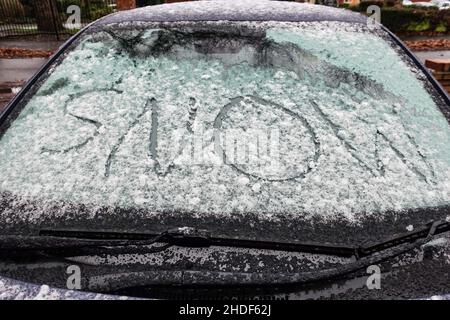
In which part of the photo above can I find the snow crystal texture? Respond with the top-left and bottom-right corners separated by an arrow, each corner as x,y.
1,21 -> 450,222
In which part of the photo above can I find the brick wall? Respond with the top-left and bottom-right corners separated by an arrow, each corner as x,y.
425,59 -> 450,94
117,0 -> 137,10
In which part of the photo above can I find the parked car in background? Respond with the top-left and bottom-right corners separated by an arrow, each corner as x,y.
405,0 -> 450,8
0,0 -> 450,300
437,1 -> 450,9
403,0 -> 437,7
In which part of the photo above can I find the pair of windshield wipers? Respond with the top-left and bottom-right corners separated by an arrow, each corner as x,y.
0,220 -> 448,287
0,219 -> 448,259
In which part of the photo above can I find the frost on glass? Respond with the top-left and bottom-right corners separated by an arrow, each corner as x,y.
1,21 -> 450,223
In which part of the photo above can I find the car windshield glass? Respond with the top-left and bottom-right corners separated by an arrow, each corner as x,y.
0,21 -> 450,239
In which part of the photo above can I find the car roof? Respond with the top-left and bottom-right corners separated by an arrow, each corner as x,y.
96,0 -> 368,26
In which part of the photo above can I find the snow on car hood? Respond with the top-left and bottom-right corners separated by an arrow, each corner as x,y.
0,276 -> 133,300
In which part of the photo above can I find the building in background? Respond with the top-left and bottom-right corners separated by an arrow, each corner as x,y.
338,0 -> 361,5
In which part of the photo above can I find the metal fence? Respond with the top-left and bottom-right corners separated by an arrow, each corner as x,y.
0,0 -> 163,40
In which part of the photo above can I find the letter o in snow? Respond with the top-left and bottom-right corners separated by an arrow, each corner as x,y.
213,95 -> 319,181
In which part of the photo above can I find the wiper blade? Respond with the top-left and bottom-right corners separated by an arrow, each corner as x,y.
2,220 -> 449,259
356,220 -> 450,258
0,229 -> 201,255
0,227 -> 216,258
37,227 -> 358,257
40,227 -> 212,247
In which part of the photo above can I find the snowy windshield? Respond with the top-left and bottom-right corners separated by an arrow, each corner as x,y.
1,21 -> 450,232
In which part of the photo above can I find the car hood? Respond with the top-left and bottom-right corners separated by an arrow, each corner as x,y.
0,275 -> 137,300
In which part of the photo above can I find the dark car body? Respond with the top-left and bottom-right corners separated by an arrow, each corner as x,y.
0,0 -> 450,300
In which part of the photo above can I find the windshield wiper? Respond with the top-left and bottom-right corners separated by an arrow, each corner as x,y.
1,220 -> 449,259
38,227 -> 357,257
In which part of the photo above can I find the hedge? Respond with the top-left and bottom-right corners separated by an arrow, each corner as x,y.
350,6 -> 450,33
381,7 -> 449,33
